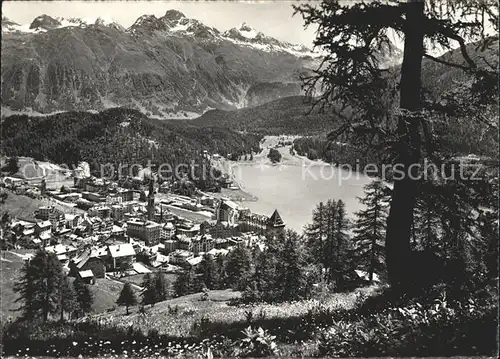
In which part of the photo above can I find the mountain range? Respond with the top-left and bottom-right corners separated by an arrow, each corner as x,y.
1,11 -> 324,117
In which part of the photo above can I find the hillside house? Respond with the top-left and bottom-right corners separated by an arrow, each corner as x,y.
169,249 -> 194,265
78,270 -> 95,284
82,216 -> 101,233
35,220 -> 52,235
65,214 -> 82,229
108,243 -> 136,271
70,248 -> 106,279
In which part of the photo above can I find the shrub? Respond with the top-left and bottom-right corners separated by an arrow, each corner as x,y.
267,148 -> 282,163
167,305 -> 179,315
233,326 -> 278,358
190,316 -> 212,337
315,293 -> 498,357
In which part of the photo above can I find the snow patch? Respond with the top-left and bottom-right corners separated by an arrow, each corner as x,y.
238,22 -> 258,39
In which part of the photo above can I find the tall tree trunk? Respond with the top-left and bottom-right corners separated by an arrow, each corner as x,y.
370,203 -> 378,282
60,297 -> 64,322
385,1 -> 424,292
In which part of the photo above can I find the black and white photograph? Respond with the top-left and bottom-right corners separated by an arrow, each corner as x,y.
0,0 -> 498,357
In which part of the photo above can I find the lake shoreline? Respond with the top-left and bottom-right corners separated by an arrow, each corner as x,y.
223,136 -> 373,232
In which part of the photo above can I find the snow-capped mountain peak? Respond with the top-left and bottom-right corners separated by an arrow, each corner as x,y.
2,14 -> 122,33
221,22 -> 321,58
3,11 -> 320,58
127,11 -> 219,38
163,9 -> 186,22
237,22 -> 259,39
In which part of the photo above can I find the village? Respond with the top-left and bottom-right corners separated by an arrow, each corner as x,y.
0,159 -> 286,291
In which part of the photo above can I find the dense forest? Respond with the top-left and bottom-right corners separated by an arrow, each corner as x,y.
0,108 -> 262,169
190,96 -> 346,135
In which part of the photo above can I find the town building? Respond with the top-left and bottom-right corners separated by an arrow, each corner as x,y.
177,225 -> 200,238
169,249 -> 194,265
239,212 -> 269,234
163,239 -> 178,254
35,220 -> 52,235
200,196 -> 215,207
216,199 -> 240,226
191,234 -> 215,255
126,219 -> 161,245
78,270 -> 96,284
37,206 -> 65,230
45,244 -> 78,261
111,204 -> 126,221
106,194 -> 123,205
88,205 -> 111,219
201,220 -> 239,238
160,222 -> 176,240
177,235 -> 193,251
108,243 -> 136,271
70,248 -> 106,279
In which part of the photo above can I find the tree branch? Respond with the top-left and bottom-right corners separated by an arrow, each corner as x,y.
422,53 -> 471,71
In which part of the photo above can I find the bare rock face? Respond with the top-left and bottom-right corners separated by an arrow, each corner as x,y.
29,14 -> 61,30
2,12 -> 324,116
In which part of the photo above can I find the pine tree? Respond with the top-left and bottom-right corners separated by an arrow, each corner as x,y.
225,246 -> 251,290
140,273 -> 156,307
117,283 -> 137,315
414,186 -> 441,251
276,230 -> 307,301
304,201 -> 327,265
6,156 -> 20,174
173,269 -> 195,297
214,254 -> 227,290
58,275 -> 77,321
154,271 -> 168,303
251,249 -> 278,302
14,250 -> 63,321
73,276 -> 94,317
323,199 -> 338,281
352,181 -> 389,282
196,253 -> 218,290
332,200 -> 350,288
294,0 -> 496,292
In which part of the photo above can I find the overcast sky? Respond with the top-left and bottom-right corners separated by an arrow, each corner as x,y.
2,0 -> 318,47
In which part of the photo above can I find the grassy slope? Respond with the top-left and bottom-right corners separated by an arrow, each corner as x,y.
0,251 -> 25,321
88,286 -> 378,338
1,191 -> 83,222
0,250 -> 143,320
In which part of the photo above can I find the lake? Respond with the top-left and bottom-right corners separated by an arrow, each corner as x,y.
232,151 -> 373,233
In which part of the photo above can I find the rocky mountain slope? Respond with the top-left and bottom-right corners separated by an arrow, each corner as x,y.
1,11 -> 321,117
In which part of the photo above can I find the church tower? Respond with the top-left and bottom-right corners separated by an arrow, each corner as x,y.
40,178 -> 46,197
147,176 -> 155,221
267,209 -> 285,237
